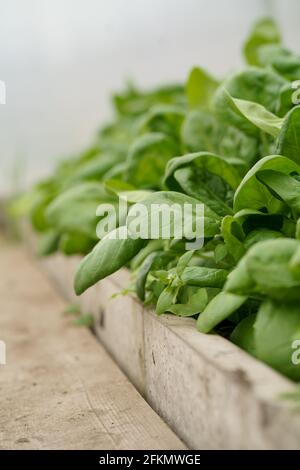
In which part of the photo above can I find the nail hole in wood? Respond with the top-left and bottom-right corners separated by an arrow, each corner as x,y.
152,351 -> 156,365
99,308 -> 105,329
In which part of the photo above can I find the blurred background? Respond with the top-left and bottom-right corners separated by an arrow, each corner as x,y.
0,0 -> 299,195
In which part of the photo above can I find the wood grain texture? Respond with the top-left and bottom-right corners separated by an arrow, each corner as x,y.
0,242 -> 185,450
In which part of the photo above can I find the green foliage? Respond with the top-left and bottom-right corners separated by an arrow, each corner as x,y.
186,67 -> 219,109
243,18 -> 281,66
255,301 -> 300,381
225,238 -> 300,302
276,106 -> 300,165
19,18 -> 300,382
74,227 -> 146,295
197,292 -> 247,333
233,155 -> 300,213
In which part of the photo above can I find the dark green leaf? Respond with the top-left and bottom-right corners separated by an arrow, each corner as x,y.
255,300 -> 300,380
230,313 -> 257,356
197,292 -> 247,333
74,227 -> 146,295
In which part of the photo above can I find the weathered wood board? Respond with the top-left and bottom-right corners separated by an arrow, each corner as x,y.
0,241 -> 185,450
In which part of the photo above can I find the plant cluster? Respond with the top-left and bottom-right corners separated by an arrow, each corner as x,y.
15,19 -> 300,380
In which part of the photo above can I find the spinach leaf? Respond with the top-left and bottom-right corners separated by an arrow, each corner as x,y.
214,89 -> 283,137
74,227 -> 146,294
231,97 -> 283,137
233,155 -> 300,213
186,66 -> 219,110
166,288 -> 208,317
180,266 -> 228,287
126,133 -> 179,188
164,152 -> 240,216
225,238 -> 300,301
257,169 -> 300,214
59,232 -> 95,256
136,251 -> 172,301
137,105 -> 185,140
182,110 -> 217,153
218,68 -> 286,113
221,215 -> 246,262
113,83 -> 185,116
290,244 -> 300,280
46,182 -> 117,239
230,313 -> 257,356
126,191 -> 221,239
130,240 -> 164,270
258,44 -> 300,81
156,284 -> 179,315
197,292 -> 247,333
243,18 -> 281,66
182,109 -> 258,166
255,300 -> 300,380
37,230 -> 61,256
276,106 -> 300,165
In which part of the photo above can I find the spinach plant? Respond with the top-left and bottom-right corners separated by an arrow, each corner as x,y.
15,18 -> 300,381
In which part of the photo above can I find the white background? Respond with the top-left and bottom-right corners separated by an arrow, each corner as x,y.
0,0 -> 299,195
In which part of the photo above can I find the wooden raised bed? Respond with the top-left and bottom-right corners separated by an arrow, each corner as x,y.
24,223 -> 300,450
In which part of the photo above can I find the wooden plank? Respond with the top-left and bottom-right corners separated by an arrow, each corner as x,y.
22,225 -> 300,449
0,242 -> 185,450
94,271 -> 300,449
143,310 -> 298,449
